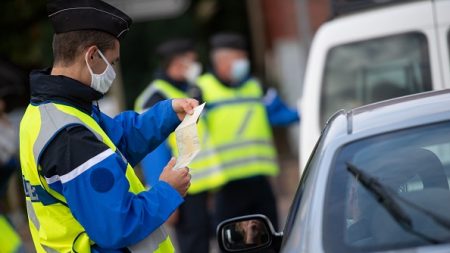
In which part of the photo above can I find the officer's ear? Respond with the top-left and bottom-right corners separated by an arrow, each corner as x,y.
85,45 -> 99,62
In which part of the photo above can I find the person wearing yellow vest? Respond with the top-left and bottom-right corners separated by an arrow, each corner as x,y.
135,39 -> 203,187
0,215 -> 24,253
19,1 -> 197,252
135,39 -> 219,253
0,92 -> 25,253
197,33 -> 300,230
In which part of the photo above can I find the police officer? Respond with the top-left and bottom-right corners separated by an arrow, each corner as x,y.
135,39 -> 202,186
135,39 -> 220,253
19,0 -> 197,252
196,32 -> 299,229
0,86 -> 25,253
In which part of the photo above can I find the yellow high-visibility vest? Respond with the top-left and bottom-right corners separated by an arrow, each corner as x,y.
196,73 -> 279,182
0,214 -> 23,253
135,79 -> 225,193
20,102 -> 174,253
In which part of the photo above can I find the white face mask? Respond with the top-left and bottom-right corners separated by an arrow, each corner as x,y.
184,62 -> 202,84
231,58 -> 250,82
85,49 -> 116,94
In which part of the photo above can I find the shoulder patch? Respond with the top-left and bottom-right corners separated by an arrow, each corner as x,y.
90,168 -> 115,193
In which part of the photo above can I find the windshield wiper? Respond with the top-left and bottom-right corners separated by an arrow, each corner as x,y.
346,162 -> 446,244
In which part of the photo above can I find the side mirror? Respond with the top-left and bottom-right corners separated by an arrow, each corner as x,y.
217,214 -> 282,252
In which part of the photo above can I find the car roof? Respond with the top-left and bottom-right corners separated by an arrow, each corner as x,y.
331,0 -> 421,18
327,89 -> 450,138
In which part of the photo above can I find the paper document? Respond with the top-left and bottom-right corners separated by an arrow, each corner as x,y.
173,103 -> 206,170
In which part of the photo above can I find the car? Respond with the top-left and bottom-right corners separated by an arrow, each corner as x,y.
218,90 -> 450,253
299,0 -> 450,172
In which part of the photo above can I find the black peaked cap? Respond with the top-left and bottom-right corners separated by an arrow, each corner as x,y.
156,39 -> 195,60
210,32 -> 247,50
47,0 -> 132,40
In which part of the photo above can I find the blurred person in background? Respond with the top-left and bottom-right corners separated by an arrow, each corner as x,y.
135,39 -> 222,253
196,32 -> 300,231
19,0 -> 197,252
0,84 -> 26,253
135,39 -> 203,186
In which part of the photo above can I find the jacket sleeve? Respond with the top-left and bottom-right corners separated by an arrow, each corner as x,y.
140,141 -> 172,186
92,99 -> 180,167
263,88 -> 300,127
137,91 -> 173,187
40,126 -> 183,249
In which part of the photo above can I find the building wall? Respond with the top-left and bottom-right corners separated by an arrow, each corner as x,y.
247,0 -> 330,152
309,0 -> 331,33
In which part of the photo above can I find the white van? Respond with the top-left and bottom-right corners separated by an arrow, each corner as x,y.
299,0 -> 450,171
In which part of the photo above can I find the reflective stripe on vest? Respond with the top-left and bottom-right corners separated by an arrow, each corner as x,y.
20,102 -> 174,253
196,74 -> 279,182
135,79 -> 226,193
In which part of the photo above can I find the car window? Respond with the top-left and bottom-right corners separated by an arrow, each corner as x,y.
323,121 -> 450,253
320,32 -> 432,126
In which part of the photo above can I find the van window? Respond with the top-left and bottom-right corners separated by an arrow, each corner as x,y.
320,33 -> 432,126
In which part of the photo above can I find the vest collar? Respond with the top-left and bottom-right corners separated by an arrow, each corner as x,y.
155,70 -> 189,92
210,69 -> 252,88
30,68 -> 103,114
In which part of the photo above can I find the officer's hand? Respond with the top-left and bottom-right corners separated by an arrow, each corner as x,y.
159,158 -> 191,196
172,98 -> 199,121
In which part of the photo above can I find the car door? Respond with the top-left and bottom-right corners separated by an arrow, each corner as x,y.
281,123 -> 330,252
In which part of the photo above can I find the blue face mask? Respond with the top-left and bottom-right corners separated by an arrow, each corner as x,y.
231,58 -> 250,82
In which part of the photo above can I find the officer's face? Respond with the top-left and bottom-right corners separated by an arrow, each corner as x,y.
213,49 -> 248,82
80,40 -> 120,86
89,40 -> 120,74
179,51 -> 198,74
166,51 -> 198,81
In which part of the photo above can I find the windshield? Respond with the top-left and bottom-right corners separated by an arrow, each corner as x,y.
323,121 -> 450,252
320,32 -> 432,127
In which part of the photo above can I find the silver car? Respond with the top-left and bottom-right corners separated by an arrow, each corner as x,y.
218,90 -> 450,253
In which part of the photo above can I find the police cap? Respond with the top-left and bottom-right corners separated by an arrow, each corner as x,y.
210,32 -> 247,50
156,39 -> 195,60
47,0 -> 132,40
